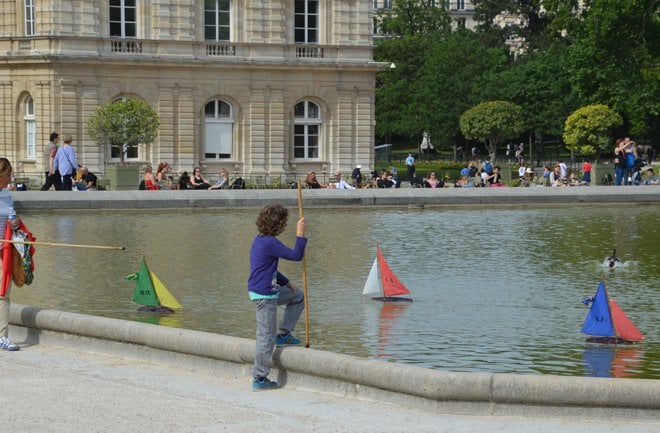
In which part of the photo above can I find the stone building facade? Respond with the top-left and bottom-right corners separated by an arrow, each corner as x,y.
371,0 -> 478,33
0,1 -> 384,185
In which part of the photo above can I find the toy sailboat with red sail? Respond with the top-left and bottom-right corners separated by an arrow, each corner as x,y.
581,279 -> 644,344
362,245 -> 413,302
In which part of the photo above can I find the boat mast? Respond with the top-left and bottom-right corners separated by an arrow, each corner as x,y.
601,277 -> 618,342
376,244 -> 385,299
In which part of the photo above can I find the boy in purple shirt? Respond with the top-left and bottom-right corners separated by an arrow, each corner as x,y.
248,204 -> 307,391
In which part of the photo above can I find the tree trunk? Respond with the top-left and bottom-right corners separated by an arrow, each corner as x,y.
486,139 -> 497,163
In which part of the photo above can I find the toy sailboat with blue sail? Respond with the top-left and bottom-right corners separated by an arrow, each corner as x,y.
362,245 -> 413,302
126,257 -> 182,313
581,279 -> 644,344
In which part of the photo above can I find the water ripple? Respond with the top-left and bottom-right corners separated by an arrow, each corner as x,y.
13,204 -> 660,379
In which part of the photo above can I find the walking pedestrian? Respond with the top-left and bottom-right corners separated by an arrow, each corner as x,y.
40,132 -> 62,191
52,135 -> 79,191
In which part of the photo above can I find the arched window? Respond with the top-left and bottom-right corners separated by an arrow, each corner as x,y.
293,100 -> 320,159
204,100 -> 233,160
24,96 -> 36,159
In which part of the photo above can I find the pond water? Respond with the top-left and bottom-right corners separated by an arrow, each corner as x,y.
12,204 -> 660,379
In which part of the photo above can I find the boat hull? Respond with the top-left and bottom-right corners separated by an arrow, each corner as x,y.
585,336 -> 636,345
371,296 -> 413,303
137,305 -> 175,314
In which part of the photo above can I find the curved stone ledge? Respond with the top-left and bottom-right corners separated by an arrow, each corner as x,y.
10,304 -> 659,420
12,186 -> 660,211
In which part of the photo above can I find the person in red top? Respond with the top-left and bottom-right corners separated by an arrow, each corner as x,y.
143,165 -> 159,190
581,159 -> 593,185
0,157 -> 29,351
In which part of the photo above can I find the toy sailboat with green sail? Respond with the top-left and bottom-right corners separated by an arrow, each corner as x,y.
126,257 -> 182,313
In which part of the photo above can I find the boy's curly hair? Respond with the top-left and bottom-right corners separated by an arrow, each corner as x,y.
256,204 -> 288,236
0,158 -> 12,179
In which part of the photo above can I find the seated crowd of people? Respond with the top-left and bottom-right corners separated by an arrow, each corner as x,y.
140,163 -> 244,191
451,160 -> 504,188
129,157 -> 659,192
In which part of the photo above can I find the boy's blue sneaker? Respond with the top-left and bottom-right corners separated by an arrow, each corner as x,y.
276,333 -> 301,346
252,377 -> 278,391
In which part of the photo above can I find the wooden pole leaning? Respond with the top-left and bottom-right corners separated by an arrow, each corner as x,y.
297,180 -> 311,348
0,239 -> 125,251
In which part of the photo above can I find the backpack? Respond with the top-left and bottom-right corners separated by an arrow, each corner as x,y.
484,162 -> 493,174
231,177 -> 245,189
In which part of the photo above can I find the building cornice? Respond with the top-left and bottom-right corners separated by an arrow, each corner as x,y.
1,36 -> 387,72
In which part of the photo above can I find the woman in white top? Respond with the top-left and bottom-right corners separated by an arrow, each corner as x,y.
333,171 -> 355,189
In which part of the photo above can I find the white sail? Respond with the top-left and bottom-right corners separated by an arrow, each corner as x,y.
362,257 -> 382,296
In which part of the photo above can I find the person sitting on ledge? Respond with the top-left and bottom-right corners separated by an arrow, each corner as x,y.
332,171 -> 355,189
409,171 -> 424,188
304,171 -> 327,189
177,171 -> 191,190
454,174 -> 469,188
143,165 -> 159,191
189,167 -> 211,189
486,166 -> 504,187
156,162 -> 175,190
209,168 -> 229,190
350,165 -> 363,188
376,170 -> 394,188
423,172 -> 443,188
73,166 -> 98,191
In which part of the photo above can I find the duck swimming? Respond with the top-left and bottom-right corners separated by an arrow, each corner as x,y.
604,249 -> 622,268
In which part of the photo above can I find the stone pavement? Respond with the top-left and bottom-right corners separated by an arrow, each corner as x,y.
2,304 -> 658,433
2,343 -> 657,433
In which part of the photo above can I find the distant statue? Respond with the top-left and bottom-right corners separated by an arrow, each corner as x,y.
420,132 -> 435,157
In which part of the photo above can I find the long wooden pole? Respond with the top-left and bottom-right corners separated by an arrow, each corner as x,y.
297,180 -> 311,348
0,239 -> 125,251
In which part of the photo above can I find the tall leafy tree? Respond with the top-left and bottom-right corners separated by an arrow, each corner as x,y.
460,100 -> 525,162
475,44 -> 579,141
561,0 -> 659,142
88,98 -> 160,163
418,32 -> 508,149
375,35 -> 437,144
472,0 -> 553,50
378,0 -> 452,36
375,0 -> 453,145
563,104 -> 623,158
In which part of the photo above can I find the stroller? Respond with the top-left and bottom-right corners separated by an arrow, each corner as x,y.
631,159 -> 650,185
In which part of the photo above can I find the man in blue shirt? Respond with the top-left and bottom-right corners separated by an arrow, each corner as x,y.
405,153 -> 415,184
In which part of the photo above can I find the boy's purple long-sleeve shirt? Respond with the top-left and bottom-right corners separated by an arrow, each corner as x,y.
247,235 -> 307,296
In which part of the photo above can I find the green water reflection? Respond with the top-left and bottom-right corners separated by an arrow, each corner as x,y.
12,204 -> 660,378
